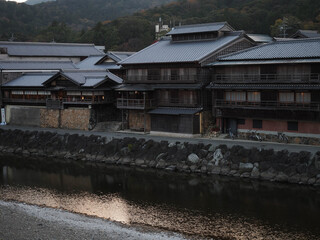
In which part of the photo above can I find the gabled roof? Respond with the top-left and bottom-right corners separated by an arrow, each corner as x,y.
120,32 -> 244,65
215,38 -> 320,62
291,30 -> 320,39
166,22 -> 234,35
44,70 -> 123,87
3,73 -> 54,87
0,60 -> 77,70
76,52 -> 135,70
246,34 -> 274,44
105,51 -> 136,62
0,41 -> 104,57
76,55 -> 117,70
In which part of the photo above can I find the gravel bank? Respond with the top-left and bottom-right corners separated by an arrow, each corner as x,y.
0,200 -> 187,240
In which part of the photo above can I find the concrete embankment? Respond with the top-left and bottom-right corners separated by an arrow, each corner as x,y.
0,128 -> 320,186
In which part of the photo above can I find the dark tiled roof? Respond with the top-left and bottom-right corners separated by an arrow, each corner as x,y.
291,30 -> 320,38
166,22 -> 233,35
60,70 -> 123,86
76,55 -> 121,70
217,38 -> 320,61
0,60 -> 77,70
246,34 -> 274,43
3,73 -> 54,87
148,107 -> 202,115
120,32 -> 243,65
0,41 -> 104,57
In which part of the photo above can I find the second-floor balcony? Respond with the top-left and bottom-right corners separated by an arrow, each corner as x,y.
116,98 -> 155,110
2,98 -> 47,105
126,74 -> 207,83
213,73 -> 320,83
215,100 -> 320,111
157,98 -> 200,107
46,97 -> 114,109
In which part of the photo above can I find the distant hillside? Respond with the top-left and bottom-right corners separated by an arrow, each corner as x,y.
0,0 -> 174,41
81,0 -> 320,51
25,0 -> 55,5
1,0 -> 320,52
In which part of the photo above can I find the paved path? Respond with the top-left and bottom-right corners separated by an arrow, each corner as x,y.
0,200 -> 186,240
1,125 -> 319,155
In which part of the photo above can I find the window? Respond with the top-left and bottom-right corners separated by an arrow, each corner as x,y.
287,121 -> 298,131
247,92 -> 261,102
147,69 -> 160,81
279,92 -> 294,103
296,92 -> 311,104
11,90 -> 24,95
237,119 -> 245,125
170,69 -> 179,81
225,91 -> 246,102
253,119 -> 262,129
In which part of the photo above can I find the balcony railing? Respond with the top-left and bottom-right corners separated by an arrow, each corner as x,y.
157,98 -> 199,107
215,100 -> 320,111
2,98 -> 47,104
126,74 -> 207,83
117,98 -> 155,109
213,74 -> 320,83
46,97 -> 113,109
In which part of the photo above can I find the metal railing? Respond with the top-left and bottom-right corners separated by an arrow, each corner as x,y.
116,98 -> 155,109
215,100 -> 320,111
213,73 -> 320,83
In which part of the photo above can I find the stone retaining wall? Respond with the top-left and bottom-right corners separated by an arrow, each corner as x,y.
0,129 -> 319,187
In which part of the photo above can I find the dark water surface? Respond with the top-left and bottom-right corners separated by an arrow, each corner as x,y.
0,156 -> 320,240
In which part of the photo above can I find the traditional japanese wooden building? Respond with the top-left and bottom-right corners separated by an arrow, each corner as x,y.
2,69 -> 123,128
208,38 -> 320,137
118,22 -> 255,135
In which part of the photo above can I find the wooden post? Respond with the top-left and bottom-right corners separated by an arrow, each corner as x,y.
143,92 -> 146,134
121,92 -> 124,130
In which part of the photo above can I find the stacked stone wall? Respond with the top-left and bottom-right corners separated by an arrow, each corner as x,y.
0,129 -> 320,187
61,108 -> 90,130
40,108 -> 90,130
40,109 -> 60,128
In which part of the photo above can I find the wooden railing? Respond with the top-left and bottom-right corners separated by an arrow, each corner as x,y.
215,100 -> 320,111
157,98 -> 199,107
116,98 -> 155,109
46,97 -> 114,109
2,98 -> 47,104
213,73 -> 320,83
126,74 -> 207,83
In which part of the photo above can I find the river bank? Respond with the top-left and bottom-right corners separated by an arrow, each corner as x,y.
0,128 -> 320,187
0,200 -> 187,240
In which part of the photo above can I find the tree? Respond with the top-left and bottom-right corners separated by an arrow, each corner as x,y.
270,16 -> 301,37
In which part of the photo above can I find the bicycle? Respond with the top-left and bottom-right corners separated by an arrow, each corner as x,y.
277,132 -> 288,143
247,130 -> 263,142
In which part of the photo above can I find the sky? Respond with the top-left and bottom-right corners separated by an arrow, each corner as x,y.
7,0 -> 27,2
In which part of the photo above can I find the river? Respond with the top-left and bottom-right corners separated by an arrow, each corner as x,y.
0,156 -> 319,240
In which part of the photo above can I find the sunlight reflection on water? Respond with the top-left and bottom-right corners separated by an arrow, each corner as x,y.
0,185 -> 317,240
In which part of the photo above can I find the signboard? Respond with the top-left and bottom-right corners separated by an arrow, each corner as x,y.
0,108 -> 6,125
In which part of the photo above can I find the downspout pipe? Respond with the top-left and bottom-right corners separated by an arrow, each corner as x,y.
0,69 -> 3,107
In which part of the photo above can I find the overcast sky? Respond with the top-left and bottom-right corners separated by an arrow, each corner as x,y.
7,0 -> 27,3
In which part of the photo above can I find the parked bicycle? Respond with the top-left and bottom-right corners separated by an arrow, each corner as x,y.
277,132 -> 289,143
247,130 -> 263,142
